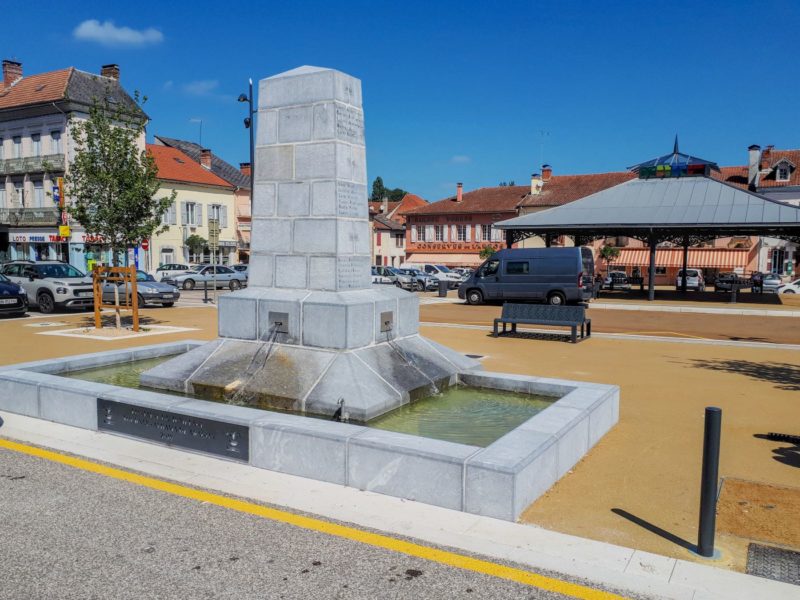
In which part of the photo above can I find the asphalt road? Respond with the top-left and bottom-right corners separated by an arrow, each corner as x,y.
0,447 -> 629,600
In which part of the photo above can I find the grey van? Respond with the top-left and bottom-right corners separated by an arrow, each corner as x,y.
457,247 -> 594,305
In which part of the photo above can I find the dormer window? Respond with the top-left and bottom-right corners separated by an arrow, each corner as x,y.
777,166 -> 790,181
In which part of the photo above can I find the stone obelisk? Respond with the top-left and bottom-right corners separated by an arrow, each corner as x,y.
142,67 -> 477,420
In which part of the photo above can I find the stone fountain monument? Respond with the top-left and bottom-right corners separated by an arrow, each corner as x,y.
142,66 -> 478,421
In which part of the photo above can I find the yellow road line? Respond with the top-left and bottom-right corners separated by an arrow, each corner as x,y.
0,438 -> 626,600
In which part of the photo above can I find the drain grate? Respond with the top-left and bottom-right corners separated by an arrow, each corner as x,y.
747,543 -> 800,586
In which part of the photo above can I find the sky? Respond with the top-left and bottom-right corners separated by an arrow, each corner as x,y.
4,0 -> 800,201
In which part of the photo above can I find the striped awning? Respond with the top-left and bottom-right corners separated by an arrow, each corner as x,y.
614,248 -> 751,269
406,253 -> 484,266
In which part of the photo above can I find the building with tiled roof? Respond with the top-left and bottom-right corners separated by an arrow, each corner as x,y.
369,193 -> 427,266
153,136 -> 252,261
148,144 -> 238,268
0,59 -> 146,271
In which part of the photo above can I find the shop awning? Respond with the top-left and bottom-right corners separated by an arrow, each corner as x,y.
406,253 -> 484,266
614,247 -> 751,269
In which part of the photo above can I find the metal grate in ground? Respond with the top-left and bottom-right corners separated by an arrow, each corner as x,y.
746,543 -> 800,586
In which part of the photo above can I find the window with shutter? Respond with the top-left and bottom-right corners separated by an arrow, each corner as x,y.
221,206 -> 228,228
465,225 -> 472,242
411,226 -> 418,242
181,202 -> 188,225
196,203 -> 203,227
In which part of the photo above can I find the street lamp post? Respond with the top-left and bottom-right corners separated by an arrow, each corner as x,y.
238,79 -> 255,215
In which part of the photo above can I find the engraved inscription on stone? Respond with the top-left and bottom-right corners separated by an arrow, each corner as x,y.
337,256 -> 368,290
336,104 -> 364,144
336,181 -> 366,218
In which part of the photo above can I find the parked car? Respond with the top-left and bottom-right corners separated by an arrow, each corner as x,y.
0,272 -> 28,317
154,263 -> 193,282
102,270 -> 180,307
675,269 -> 705,291
371,266 -> 393,284
776,278 -> 800,294
760,273 -> 783,293
603,271 -> 631,290
375,266 -> 414,289
398,268 -> 438,291
162,265 -> 247,290
401,263 -> 463,288
714,272 -> 750,292
0,260 -> 93,314
232,264 -> 249,279
458,247 -> 594,305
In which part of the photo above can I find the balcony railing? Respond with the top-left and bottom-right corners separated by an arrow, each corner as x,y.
0,154 -> 66,176
0,207 -> 60,226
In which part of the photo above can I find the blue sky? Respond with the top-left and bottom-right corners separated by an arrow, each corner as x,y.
5,1 -> 800,200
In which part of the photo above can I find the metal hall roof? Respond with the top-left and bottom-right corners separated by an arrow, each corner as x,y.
495,176 -> 800,234
628,136 -> 720,174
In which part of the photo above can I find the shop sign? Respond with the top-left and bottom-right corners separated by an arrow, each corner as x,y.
59,225 -> 71,237
9,230 -> 68,243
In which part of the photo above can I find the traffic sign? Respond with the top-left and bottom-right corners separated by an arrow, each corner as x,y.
141,239 -> 149,251
208,218 -> 220,250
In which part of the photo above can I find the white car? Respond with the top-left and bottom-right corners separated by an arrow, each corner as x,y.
675,269 -> 705,291
154,263 -> 193,282
776,278 -> 800,294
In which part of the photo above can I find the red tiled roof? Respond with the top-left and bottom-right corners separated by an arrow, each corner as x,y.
368,201 -> 400,215
147,144 -> 234,188
407,186 -> 527,215
518,172 -> 635,208
373,214 -> 404,231
757,148 -> 800,188
0,68 -> 72,110
712,166 -> 749,189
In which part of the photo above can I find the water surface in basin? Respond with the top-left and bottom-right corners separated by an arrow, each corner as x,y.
66,357 -> 555,447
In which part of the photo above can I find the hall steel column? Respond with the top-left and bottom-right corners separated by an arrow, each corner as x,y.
647,234 -> 657,301
506,230 -> 513,249
681,235 -> 689,293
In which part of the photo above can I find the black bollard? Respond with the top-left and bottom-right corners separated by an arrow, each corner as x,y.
203,279 -> 209,304
697,407 -> 722,557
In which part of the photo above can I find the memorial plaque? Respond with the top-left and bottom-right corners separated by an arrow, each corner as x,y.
337,256 -> 369,290
97,398 -> 249,462
335,104 -> 364,144
336,181 -> 366,218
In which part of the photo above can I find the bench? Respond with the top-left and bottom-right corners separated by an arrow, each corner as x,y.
493,303 -> 591,343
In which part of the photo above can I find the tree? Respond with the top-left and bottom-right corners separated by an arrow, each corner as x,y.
498,181 -> 516,187
65,92 -> 175,328
370,176 -> 386,201
185,234 -> 207,260
479,245 -> 497,260
599,244 -> 621,272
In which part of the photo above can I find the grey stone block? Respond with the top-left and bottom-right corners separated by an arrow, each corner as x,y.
351,145 -> 367,183
587,389 -> 619,448
335,142 -> 353,181
333,70 -> 362,107
372,285 -> 418,336
334,104 -> 365,145
100,387 -> 188,411
520,405 -> 589,479
0,370 -> 40,416
295,142 -> 336,180
348,429 -> 476,510
250,415 -> 365,485
248,253 -> 274,287
312,103 -> 335,140
460,372 -> 538,395
260,66 -> 337,109
275,255 -> 307,288
277,182 -> 310,217
37,376 -> 116,430
304,353 -> 402,421
218,292 -> 260,340
294,219 -> 336,254
171,399 -> 268,427
336,219 -> 370,255
301,300 -> 346,348
336,181 -> 367,218
336,255 -> 371,290
255,146 -> 294,182
308,256 -> 336,290
251,218 -> 292,254
140,339 -> 224,393
278,106 -> 312,143
372,295 -> 397,343
255,289 -> 308,342
252,183 -> 276,217
255,110 -> 278,146
311,181 -> 336,216
421,338 -> 480,372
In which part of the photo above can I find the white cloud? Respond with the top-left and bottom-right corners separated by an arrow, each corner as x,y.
450,155 -> 471,164
162,80 -> 174,90
182,80 -> 219,96
73,19 -> 164,47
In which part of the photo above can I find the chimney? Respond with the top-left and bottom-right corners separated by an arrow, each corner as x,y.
541,164 -> 553,182
101,64 -> 120,80
748,144 -> 761,189
381,195 -> 388,213
200,148 -> 212,169
2,60 -> 22,86
456,182 -> 463,202
239,162 -> 251,177
530,173 -> 543,195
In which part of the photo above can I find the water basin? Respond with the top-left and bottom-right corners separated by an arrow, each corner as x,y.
66,357 -> 555,447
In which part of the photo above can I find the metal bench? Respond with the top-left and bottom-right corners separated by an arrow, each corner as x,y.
492,303 -> 591,343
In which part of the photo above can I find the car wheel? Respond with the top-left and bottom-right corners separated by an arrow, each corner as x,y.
137,294 -> 145,308
37,292 -> 55,314
784,289 -> 796,294
394,281 -> 402,288
414,281 -> 424,292
229,279 -> 242,291
182,279 -> 195,290
547,292 -> 566,306
161,302 -> 175,307
466,289 -> 484,305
